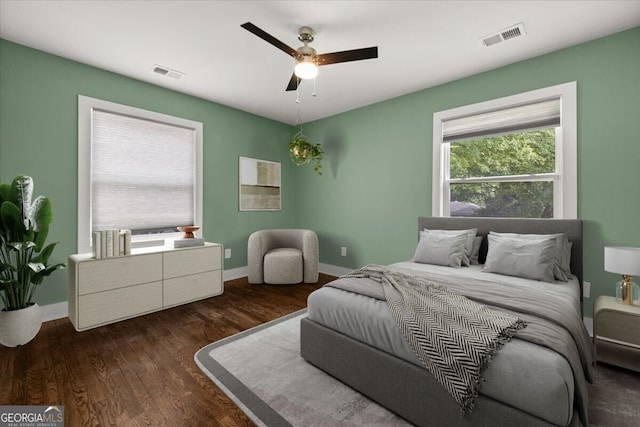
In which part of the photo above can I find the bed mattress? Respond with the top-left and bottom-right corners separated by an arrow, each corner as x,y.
307,262 -> 584,426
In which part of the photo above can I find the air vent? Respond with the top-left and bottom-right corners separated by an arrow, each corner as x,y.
481,23 -> 526,47
152,64 -> 185,79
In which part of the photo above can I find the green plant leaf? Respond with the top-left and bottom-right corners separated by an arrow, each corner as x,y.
28,262 -> 46,274
31,262 -> 65,285
9,241 -> 36,251
0,183 -> 9,236
0,261 -> 18,272
0,277 -> 19,290
32,242 -> 58,265
0,183 -> 9,202
1,201 -> 27,242
9,175 -> 33,223
31,196 -> 52,251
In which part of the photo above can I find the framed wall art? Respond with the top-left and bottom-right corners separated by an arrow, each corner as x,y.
239,156 -> 281,211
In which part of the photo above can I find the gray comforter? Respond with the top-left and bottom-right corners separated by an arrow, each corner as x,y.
326,264 -> 596,426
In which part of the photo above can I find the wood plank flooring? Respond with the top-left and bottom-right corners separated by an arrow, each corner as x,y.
0,274 -> 335,426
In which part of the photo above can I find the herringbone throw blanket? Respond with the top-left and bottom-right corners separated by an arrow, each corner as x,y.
343,265 -> 527,414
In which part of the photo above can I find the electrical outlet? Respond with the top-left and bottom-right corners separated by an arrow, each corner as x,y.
225,248 -> 231,259
583,281 -> 591,299
341,246 -> 347,257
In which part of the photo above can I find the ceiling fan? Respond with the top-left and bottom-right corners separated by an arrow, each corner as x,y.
241,22 -> 378,91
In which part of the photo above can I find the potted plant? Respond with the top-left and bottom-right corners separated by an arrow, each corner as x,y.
289,131 -> 324,175
0,175 -> 65,347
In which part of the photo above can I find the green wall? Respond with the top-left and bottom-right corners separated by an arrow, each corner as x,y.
295,27 -> 640,317
2,27 -> 639,317
0,39 -> 298,307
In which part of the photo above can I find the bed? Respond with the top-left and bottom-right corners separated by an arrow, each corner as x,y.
300,217 -> 595,427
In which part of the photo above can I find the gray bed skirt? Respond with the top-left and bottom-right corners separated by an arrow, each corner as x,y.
300,317 -> 582,427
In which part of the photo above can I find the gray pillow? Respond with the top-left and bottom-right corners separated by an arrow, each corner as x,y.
488,232 -> 570,281
470,235 -> 483,265
424,228 -> 477,266
562,241 -> 573,278
414,231 -> 467,268
483,234 -> 556,282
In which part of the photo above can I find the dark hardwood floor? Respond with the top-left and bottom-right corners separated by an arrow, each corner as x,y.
1,274 -> 335,426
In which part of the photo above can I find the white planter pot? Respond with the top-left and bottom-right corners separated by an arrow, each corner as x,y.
0,303 -> 42,347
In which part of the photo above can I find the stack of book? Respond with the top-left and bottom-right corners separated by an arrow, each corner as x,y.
92,229 -> 132,258
165,237 -> 205,248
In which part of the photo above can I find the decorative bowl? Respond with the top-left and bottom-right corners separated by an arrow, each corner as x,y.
177,226 -> 199,239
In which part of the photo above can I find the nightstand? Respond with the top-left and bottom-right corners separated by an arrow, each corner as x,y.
594,295 -> 640,372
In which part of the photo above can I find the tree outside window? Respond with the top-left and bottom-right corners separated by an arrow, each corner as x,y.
449,129 -> 555,218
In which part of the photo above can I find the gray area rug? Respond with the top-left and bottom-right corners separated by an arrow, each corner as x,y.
195,310 -> 640,427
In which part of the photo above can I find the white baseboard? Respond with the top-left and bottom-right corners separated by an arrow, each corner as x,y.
319,263 -> 352,277
41,301 -> 68,322
223,266 -> 248,281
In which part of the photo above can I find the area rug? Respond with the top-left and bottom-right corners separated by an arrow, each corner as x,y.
195,309 -> 640,427
194,309 -> 411,427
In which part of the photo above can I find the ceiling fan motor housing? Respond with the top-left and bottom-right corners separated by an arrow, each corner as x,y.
298,26 -> 315,43
297,45 -> 317,59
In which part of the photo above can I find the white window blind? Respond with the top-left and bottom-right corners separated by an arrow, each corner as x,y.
442,98 -> 560,142
91,109 -> 196,233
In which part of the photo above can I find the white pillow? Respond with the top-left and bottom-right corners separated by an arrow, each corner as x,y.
424,228 -> 477,266
483,234 -> 556,282
414,231 -> 467,268
488,232 -> 570,281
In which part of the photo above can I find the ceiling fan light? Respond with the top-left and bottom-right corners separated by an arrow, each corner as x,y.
294,60 -> 318,79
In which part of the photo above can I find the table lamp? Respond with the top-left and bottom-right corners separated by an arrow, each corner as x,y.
604,246 -> 640,305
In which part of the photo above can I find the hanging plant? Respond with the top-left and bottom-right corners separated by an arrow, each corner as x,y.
289,131 -> 323,175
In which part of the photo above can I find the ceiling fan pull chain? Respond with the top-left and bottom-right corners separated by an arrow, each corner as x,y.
312,77 -> 317,97
296,82 -> 300,104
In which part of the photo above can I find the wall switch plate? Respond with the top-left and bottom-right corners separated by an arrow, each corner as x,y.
225,248 -> 231,259
341,246 -> 347,257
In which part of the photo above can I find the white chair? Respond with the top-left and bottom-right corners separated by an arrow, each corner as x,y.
247,229 -> 319,284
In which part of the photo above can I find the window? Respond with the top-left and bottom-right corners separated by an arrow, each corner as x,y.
432,82 -> 576,219
78,96 -> 203,253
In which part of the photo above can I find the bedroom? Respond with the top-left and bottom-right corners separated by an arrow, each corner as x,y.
1,1 -> 639,426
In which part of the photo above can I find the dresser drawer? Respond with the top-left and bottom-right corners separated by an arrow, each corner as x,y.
77,254 -> 162,295
78,281 -> 163,330
163,270 -> 222,307
595,310 -> 640,346
163,244 -> 222,279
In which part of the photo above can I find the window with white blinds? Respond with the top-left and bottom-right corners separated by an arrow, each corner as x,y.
432,82 -> 577,219
442,98 -> 561,142
78,96 -> 203,253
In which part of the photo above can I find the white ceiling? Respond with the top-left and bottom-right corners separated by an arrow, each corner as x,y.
1,1 -> 639,125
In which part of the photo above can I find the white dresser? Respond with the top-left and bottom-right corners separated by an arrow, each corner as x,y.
68,243 -> 223,331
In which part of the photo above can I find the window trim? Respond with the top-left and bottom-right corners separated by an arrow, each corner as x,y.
78,95 -> 203,254
432,82 -> 577,219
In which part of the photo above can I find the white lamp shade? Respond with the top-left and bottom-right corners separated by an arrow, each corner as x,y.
294,61 -> 318,80
604,246 -> 640,276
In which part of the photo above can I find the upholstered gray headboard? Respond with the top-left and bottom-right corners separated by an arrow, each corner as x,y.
418,216 -> 584,296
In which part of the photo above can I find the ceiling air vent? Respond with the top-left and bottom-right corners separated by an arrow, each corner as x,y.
152,64 -> 184,79
481,22 -> 526,47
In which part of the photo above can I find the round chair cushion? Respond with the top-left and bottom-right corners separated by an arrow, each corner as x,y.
264,248 -> 303,284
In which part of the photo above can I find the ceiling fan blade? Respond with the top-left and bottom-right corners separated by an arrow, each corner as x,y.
317,46 -> 378,66
241,22 -> 298,57
286,73 -> 301,91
